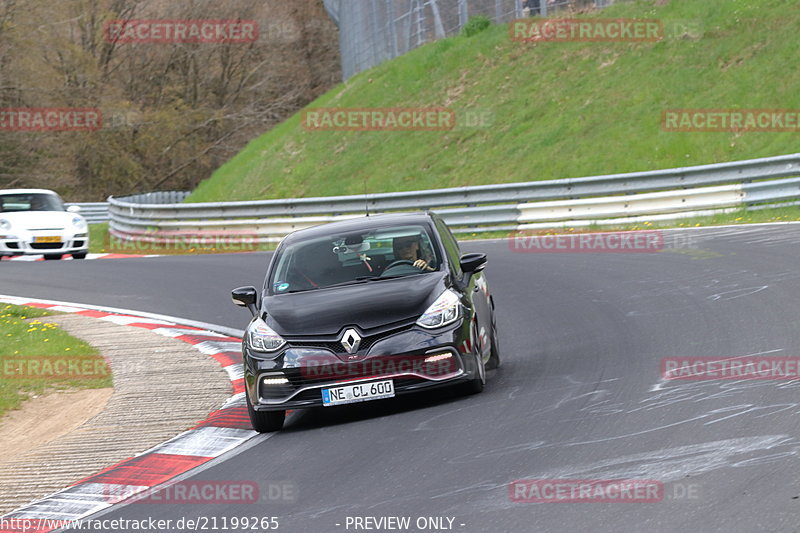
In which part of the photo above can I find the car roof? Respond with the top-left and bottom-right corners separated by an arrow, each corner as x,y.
281,212 -> 437,244
0,189 -> 59,196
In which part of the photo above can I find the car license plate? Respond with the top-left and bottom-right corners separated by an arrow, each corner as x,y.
34,236 -> 61,243
322,379 -> 394,407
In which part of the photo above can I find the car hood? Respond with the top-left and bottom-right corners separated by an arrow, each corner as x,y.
263,272 -> 449,336
0,211 -> 79,231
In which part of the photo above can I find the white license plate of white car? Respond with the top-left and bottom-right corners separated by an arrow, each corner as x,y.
321,379 -> 395,407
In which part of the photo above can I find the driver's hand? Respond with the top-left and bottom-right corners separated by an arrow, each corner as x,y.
414,259 -> 433,271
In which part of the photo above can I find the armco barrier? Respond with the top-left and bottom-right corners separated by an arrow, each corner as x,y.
107,153 -> 800,242
69,192 -> 190,225
66,203 -> 109,224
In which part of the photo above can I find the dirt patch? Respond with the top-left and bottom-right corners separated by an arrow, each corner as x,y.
0,314 -> 232,515
0,388 -> 112,457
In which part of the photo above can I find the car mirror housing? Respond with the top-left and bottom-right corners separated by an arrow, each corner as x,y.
232,286 -> 259,316
66,205 -> 81,213
460,253 -> 487,274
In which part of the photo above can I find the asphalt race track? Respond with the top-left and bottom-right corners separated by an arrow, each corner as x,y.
3,224 -> 800,532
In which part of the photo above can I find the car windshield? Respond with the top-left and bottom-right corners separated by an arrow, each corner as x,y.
268,224 -> 441,294
0,193 -> 64,212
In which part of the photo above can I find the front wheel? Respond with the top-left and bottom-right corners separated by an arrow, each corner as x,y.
72,252 -> 87,260
462,353 -> 485,395
246,388 -> 285,432
486,321 -> 500,370
462,324 -> 486,395
43,254 -> 63,261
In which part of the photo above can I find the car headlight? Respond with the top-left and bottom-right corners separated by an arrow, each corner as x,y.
72,216 -> 87,230
247,317 -> 287,354
417,289 -> 462,329
0,219 -> 11,232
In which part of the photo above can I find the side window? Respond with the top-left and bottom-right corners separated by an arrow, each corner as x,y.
434,218 -> 462,276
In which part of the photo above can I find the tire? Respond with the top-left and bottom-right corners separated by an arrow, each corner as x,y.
43,254 -> 63,261
71,252 -> 87,260
486,321 -> 500,370
463,354 -> 485,395
462,323 -> 486,395
246,387 -> 285,432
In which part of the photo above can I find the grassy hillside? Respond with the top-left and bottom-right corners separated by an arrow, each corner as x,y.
188,0 -> 800,203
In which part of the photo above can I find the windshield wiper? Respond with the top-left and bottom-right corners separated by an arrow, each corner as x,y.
284,287 -> 320,293
325,276 -> 383,288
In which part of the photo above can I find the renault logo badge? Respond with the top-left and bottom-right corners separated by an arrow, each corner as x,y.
341,328 -> 361,354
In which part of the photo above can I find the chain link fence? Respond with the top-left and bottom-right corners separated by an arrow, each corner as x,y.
323,0 -> 626,79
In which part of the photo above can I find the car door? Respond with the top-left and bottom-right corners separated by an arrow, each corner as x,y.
432,215 -> 492,360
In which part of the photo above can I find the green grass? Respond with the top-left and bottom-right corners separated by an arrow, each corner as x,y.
89,223 -> 108,254
0,304 -> 111,417
187,0 -> 800,204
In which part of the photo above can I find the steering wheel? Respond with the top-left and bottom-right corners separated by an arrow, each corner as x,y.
382,259 -> 415,274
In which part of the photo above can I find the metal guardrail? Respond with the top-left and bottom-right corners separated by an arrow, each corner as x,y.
112,191 -> 191,205
69,193 -> 190,225
107,153 -> 800,242
66,202 -> 110,224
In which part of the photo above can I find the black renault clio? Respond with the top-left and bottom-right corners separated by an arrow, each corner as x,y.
232,212 -> 499,432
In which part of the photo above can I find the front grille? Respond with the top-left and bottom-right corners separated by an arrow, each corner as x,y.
30,243 -> 63,250
73,240 -> 85,247
286,353 -> 458,388
289,339 -> 382,355
6,243 -> 19,250
285,323 -> 415,355
290,341 -> 346,354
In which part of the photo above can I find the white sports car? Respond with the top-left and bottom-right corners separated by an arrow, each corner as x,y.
0,189 -> 89,260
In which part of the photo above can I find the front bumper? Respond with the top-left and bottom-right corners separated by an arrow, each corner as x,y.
0,233 -> 89,256
244,320 -> 479,411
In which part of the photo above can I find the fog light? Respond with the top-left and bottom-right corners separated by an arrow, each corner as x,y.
262,376 -> 289,386
424,353 -> 452,363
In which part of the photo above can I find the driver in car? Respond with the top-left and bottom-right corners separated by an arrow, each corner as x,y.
393,235 -> 435,271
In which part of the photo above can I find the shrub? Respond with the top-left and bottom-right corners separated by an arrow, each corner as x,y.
462,15 -> 491,37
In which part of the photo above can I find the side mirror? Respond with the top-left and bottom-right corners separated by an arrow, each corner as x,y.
460,253 -> 487,274
232,286 -> 258,316
66,205 -> 81,213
